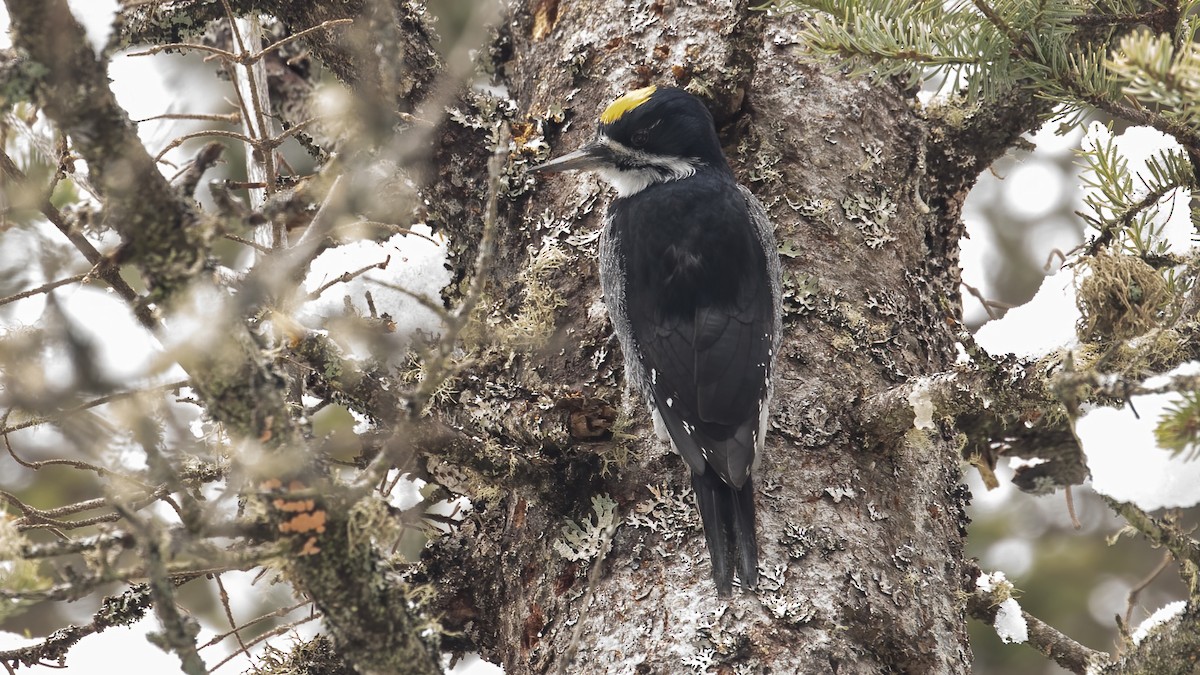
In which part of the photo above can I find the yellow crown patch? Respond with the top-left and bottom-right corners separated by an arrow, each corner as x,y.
599,86 -> 657,124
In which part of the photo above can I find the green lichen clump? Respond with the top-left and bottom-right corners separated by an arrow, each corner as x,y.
1076,253 -> 1170,342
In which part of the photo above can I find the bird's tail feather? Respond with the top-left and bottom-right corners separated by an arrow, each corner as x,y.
692,468 -> 758,597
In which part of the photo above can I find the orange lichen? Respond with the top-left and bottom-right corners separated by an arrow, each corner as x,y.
279,510 -> 327,534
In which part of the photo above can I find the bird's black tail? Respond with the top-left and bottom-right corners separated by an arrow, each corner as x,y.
691,467 -> 758,597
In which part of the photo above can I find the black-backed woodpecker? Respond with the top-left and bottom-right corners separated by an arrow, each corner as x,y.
533,86 -> 783,596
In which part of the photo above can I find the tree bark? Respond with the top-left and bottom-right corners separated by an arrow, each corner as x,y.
424,2 -> 986,673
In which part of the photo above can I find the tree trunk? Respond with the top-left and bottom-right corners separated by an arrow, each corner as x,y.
425,2 -> 985,672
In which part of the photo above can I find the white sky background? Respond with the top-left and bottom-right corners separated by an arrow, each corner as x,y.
1,2 -> 1198,674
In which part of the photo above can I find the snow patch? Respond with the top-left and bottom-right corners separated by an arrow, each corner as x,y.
300,227 -> 451,363
975,269 -> 1077,358
994,598 -> 1028,644
976,570 -> 1009,593
1008,456 -> 1047,470
1131,600 -> 1186,645
1077,364 -> 1200,510
908,377 -> 935,430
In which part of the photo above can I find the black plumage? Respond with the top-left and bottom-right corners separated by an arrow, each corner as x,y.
533,86 -> 782,596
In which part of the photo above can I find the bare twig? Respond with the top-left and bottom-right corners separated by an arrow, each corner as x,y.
214,575 -> 252,659
126,18 -> 351,66
360,277 -> 454,324
307,256 -> 391,300
223,232 -> 272,253
0,273 -> 88,308
335,221 -> 442,244
1065,485 -> 1081,530
153,129 -> 257,163
128,41 -> 237,61
2,484 -> 171,533
1103,497 -> 1200,596
961,280 -> 1013,321
1124,551 -> 1174,628
134,111 -> 242,125
0,379 -> 189,436
205,611 -> 323,673
199,600 -> 311,651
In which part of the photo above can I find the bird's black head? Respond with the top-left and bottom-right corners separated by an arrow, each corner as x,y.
531,86 -> 730,196
597,86 -> 727,168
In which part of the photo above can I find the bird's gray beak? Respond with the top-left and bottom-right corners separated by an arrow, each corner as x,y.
530,142 -> 611,173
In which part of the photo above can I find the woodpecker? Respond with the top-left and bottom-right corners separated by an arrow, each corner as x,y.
532,86 -> 782,596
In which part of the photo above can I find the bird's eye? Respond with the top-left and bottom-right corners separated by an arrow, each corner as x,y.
631,129 -> 649,147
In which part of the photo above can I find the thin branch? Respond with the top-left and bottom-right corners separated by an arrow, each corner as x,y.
358,277 -> 454,324
205,611 -> 322,673
199,600 -> 311,651
0,585 -> 153,669
0,149 -> 156,329
126,18 -> 351,67
961,280 -> 1013,321
1103,496 -> 1200,596
4,432 -> 152,490
1125,551 -> 1174,627
2,484 -> 170,533
153,129 -> 256,163
337,221 -> 442,244
970,0 -> 1022,47
967,581 -> 1111,673
306,256 -> 391,300
1082,181 -> 1187,254
0,544 -> 283,602
134,111 -> 242,125
128,42 -> 237,61
257,19 -> 353,59
1065,486 -> 1081,530
0,379 -> 189,436
223,232 -> 272,253
214,575 -> 252,659
0,273 -> 88,308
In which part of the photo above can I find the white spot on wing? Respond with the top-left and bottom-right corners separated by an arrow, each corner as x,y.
665,397 -> 673,408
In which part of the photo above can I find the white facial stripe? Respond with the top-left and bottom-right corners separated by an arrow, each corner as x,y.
595,134 -> 697,197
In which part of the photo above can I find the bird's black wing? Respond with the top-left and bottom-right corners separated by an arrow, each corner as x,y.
616,173 -> 775,488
